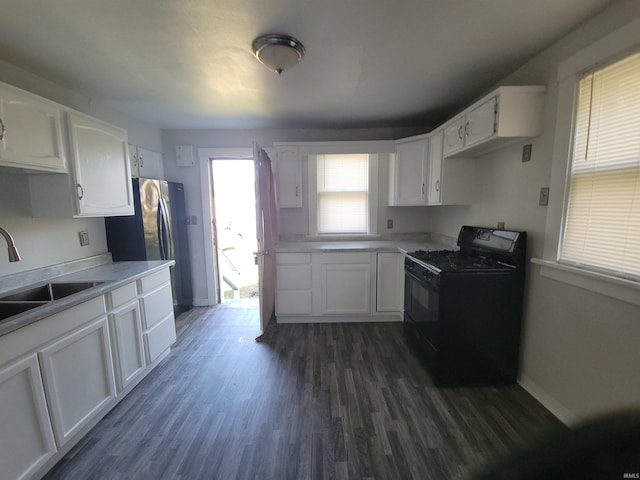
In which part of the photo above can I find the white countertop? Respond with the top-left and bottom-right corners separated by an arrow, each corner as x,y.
0,259 -> 174,337
275,238 -> 452,254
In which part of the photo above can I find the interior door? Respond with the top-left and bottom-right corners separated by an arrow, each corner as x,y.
253,142 -> 277,338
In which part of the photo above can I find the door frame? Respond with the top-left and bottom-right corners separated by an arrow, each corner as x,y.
197,147 -> 254,306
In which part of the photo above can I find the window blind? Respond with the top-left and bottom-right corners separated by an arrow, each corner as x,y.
561,52 -> 640,279
317,154 -> 369,234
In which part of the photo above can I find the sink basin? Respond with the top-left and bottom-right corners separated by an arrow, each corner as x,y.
0,301 -> 49,321
0,282 -> 104,322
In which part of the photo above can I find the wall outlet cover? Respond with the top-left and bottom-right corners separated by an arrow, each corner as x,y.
497,222 -> 505,229
387,219 -> 393,229
79,230 -> 90,246
539,187 -> 550,206
522,144 -> 532,162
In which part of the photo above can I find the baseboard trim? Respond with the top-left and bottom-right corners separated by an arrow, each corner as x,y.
519,375 -> 578,426
276,314 -> 402,324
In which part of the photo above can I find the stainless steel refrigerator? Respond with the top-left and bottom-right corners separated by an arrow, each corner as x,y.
105,178 -> 192,314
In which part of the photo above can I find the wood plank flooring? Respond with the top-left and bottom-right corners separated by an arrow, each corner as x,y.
43,300 -> 564,479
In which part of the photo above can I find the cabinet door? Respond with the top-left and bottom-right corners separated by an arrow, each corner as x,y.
137,147 -> 164,179
0,354 -> 57,480
465,97 -> 497,147
443,117 -> 466,156
109,300 -> 146,392
376,252 -> 405,313
0,83 -> 66,172
144,314 -> 176,364
321,263 -> 371,314
67,112 -> 134,216
39,317 -> 116,447
275,146 -> 302,208
427,130 -> 444,205
392,139 -> 428,205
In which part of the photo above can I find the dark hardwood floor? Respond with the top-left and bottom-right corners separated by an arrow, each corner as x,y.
44,300 -> 563,479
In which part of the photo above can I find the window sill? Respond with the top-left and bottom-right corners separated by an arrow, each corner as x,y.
531,258 -> 640,306
306,233 -> 381,241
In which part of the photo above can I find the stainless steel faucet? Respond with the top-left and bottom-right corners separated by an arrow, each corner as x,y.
0,227 -> 21,262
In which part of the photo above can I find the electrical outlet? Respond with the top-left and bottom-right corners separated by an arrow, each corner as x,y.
78,230 -> 90,246
522,144 -> 532,162
497,222 -> 505,230
387,219 -> 394,229
191,215 -> 198,225
539,187 -> 550,206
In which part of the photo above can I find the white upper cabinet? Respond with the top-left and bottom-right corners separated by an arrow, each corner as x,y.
389,136 -> 429,206
274,145 -> 302,208
443,86 -> 546,158
427,129 -> 475,206
130,144 -> 164,179
67,112 -> 133,216
0,82 -> 66,173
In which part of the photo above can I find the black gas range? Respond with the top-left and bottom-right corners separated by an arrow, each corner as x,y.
403,226 -> 527,386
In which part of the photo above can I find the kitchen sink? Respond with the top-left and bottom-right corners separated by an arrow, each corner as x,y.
0,282 -> 104,322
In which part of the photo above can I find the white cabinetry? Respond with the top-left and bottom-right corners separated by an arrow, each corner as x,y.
443,86 -> 546,158
320,252 -> 372,315
67,112 -> 133,216
139,269 -> 176,364
276,253 -> 312,315
0,354 -> 56,480
108,282 -> 145,393
274,145 -> 302,208
0,82 -> 67,173
389,137 -> 429,206
427,129 -> 475,205
376,252 -> 404,313
39,317 -> 116,447
130,144 -> 164,179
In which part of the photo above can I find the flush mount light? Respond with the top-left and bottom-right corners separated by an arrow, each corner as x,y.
251,34 -> 305,75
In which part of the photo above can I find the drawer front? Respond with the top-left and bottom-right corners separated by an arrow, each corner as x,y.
276,290 -> 312,315
276,253 -> 311,264
276,264 -> 312,290
139,268 -> 171,293
144,314 -> 176,364
141,283 -> 174,330
108,282 -> 138,310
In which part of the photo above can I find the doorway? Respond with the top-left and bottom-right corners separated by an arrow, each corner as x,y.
211,159 -> 259,303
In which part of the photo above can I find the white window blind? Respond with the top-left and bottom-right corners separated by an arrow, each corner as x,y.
317,154 -> 369,234
560,52 -> 640,279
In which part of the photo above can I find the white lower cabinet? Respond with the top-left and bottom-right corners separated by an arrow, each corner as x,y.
321,253 -> 372,315
39,317 -> 116,447
0,354 -> 56,480
276,253 -> 312,315
109,297 -> 145,393
376,252 -> 405,312
139,268 -> 176,364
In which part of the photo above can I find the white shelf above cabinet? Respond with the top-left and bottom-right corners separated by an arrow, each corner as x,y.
444,86 -> 546,158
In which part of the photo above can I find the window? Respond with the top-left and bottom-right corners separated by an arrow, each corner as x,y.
316,154 -> 369,234
560,52 -> 640,280
308,153 -> 378,236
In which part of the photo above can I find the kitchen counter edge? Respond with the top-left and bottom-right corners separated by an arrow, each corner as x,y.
0,260 -> 175,338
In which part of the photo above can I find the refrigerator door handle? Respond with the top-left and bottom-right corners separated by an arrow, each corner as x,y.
159,198 -> 172,260
157,200 -> 166,260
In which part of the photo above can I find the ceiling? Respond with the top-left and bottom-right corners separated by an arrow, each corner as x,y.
0,0 -> 615,130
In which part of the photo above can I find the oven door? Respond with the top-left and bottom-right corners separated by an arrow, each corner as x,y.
403,267 -> 440,353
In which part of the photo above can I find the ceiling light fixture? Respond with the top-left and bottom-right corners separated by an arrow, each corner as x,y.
252,34 -> 305,75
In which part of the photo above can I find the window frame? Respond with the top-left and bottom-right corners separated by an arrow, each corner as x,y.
533,18 -> 640,305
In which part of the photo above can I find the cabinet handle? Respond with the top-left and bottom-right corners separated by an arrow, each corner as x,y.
77,183 -> 84,200
139,155 -> 144,167
422,183 -> 425,195
465,121 -> 470,137
133,155 -> 138,167
457,124 -> 464,140
435,179 -> 440,192
295,186 -> 298,197
0,118 -> 5,140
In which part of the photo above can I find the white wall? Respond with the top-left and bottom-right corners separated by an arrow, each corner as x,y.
161,127 -> 431,305
429,0 -> 640,423
0,60 -> 162,277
